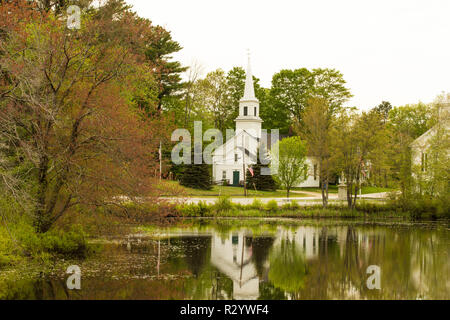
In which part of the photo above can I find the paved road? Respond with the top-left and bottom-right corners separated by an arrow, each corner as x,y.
163,192 -> 390,206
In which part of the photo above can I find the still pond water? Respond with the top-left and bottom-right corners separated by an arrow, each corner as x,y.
1,218 -> 449,300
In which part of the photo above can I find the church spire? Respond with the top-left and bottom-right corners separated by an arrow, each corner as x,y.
241,51 -> 258,102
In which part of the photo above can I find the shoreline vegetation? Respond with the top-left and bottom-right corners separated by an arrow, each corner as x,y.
175,196 -> 449,220
1,193 -> 448,271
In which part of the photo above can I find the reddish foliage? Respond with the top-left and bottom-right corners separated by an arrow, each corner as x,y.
0,0 -> 179,232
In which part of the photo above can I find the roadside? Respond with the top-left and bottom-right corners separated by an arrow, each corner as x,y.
162,191 -> 391,205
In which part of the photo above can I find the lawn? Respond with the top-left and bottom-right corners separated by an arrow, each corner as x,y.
158,180 -> 309,198
359,186 -> 395,194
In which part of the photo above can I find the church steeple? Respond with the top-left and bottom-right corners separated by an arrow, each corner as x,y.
235,51 -> 262,138
241,54 -> 258,102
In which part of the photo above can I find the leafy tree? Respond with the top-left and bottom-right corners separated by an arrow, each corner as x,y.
268,68 -> 352,132
271,136 -> 308,198
330,109 -> 387,209
374,101 -> 392,124
410,94 -> 449,201
299,97 -> 333,207
310,68 -> 352,115
386,102 -> 432,193
269,68 -> 312,128
194,69 -> 230,132
0,0 -> 172,232
260,87 -> 290,134
388,102 -> 431,139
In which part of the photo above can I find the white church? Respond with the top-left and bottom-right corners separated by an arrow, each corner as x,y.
211,57 -> 320,188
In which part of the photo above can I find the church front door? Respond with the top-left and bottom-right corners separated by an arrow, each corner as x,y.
232,171 -> 240,186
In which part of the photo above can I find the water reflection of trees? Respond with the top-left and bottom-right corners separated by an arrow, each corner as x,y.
1,222 -> 448,300
268,238 -> 307,298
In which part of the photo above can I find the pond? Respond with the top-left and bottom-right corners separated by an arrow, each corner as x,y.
1,218 -> 449,300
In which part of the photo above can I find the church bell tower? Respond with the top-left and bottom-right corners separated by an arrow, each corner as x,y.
235,54 -> 263,139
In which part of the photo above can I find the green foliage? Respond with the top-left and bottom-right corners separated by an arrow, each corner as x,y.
179,147 -> 212,190
269,239 -> 307,293
175,197 -> 449,220
178,201 -> 211,217
281,200 -> 300,210
271,136 -> 308,197
265,200 -> 278,212
18,225 -> 90,258
0,226 -> 18,266
250,199 -> 264,210
0,194 -> 93,265
246,147 -> 277,191
145,26 -> 187,110
268,68 -> 352,132
214,196 -> 234,212
388,102 -> 432,139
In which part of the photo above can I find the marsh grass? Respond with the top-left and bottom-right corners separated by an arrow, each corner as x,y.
177,198 -> 446,220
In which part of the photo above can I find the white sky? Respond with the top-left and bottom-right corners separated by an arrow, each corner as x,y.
126,0 -> 450,109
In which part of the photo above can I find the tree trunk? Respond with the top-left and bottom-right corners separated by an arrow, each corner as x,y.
321,178 -> 328,208
347,183 -> 353,208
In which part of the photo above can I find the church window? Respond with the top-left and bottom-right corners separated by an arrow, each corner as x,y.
235,154 -> 238,163
254,107 -> 257,116
222,170 -> 227,180
421,152 -> 428,172
244,107 -> 248,116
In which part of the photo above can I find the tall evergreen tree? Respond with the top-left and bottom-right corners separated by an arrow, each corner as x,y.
246,147 -> 277,191
179,146 -> 212,190
145,26 -> 187,110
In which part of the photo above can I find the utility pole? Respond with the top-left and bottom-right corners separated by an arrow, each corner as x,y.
242,136 -> 247,197
159,141 -> 162,180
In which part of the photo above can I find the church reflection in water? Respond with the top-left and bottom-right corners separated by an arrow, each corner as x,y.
211,231 -> 260,299
207,226 -> 340,300
165,222 -> 447,300
3,221 -> 447,300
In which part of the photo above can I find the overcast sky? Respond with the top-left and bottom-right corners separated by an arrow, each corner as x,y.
126,0 -> 449,109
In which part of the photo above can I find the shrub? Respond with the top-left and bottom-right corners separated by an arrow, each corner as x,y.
250,199 -> 264,210
281,202 -> 291,210
265,200 -> 278,212
290,200 -> 300,210
17,224 -> 91,258
214,196 -> 234,212
178,202 -> 211,217
0,226 -> 19,266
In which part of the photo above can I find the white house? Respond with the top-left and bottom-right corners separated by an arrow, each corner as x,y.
212,56 -> 320,188
410,104 -> 449,173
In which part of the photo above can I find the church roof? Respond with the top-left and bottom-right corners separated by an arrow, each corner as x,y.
212,129 -> 260,156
